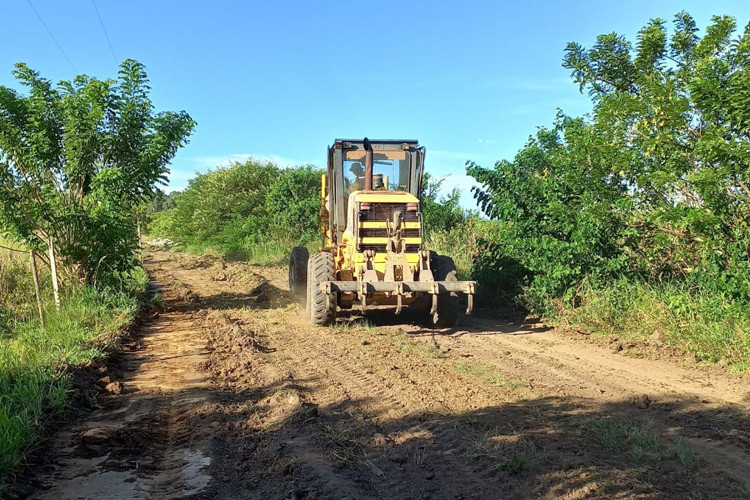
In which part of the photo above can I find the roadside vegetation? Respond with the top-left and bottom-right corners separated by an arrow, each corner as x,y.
146,12 -> 750,371
147,162 -> 322,263
0,59 -> 194,491
466,12 -> 750,368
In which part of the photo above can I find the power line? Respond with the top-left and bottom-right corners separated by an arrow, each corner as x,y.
91,0 -> 118,65
26,0 -> 77,73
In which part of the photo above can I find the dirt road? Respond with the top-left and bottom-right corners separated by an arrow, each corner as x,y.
25,251 -> 750,499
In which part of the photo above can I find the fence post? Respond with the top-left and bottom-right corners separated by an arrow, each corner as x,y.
29,250 -> 45,326
48,236 -> 60,310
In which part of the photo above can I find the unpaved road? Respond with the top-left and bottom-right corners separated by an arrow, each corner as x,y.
23,251 -> 750,499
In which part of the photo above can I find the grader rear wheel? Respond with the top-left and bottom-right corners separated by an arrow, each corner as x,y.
307,252 -> 336,326
431,254 -> 459,327
288,246 -> 309,303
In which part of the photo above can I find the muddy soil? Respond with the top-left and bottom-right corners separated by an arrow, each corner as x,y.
23,251 -> 750,499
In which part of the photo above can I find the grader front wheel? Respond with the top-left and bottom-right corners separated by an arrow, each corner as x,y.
307,252 -> 336,326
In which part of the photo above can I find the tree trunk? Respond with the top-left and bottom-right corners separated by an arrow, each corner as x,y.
48,236 -> 60,310
30,250 -> 45,326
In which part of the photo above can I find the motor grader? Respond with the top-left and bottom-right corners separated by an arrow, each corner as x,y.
289,138 -> 475,326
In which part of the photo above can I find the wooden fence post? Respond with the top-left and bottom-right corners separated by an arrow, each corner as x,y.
29,250 -> 45,326
48,236 -> 60,310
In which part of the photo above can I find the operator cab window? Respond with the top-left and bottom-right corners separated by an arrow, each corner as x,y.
343,149 -> 410,193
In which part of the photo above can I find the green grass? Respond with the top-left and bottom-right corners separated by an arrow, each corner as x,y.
562,279 -> 750,369
425,220 -> 504,280
454,361 -> 522,389
667,437 -> 703,468
469,429 -> 535,476
585,417 -> 702,467
1,242 -> 52,331
585,417 -> 663,459
0,276 -> 144,493
394,335 -> 444,359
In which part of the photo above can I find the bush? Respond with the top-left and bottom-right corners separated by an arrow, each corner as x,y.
466,13 -> 750,339
0,282 -> 141,492
564,278 -> 750,368
147,159 -> 323,263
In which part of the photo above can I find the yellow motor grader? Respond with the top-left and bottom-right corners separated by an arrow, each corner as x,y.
289,138 -> 475,326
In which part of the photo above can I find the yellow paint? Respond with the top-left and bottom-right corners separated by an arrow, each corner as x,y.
359,237 -> 422,245
352,191 -> 419,203
321,176 -> 425,279
358,221 -> 421,229
345,150 -> 407,160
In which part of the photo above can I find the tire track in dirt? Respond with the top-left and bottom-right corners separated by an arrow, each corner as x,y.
158,251 -> 750,498
416,318 -> 750,485
27,251 -> 750,499
264,320 -> 509,499
457,316 -> 749,407
29,272 -> 217,499
167,256 -> 514,498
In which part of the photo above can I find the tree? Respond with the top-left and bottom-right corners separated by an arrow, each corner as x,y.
165,159 -> 281,250
0,60 -> 195,283
468,114 -> 631,299
150,160 -> 325,254
562,12 -> 750,298
470,12 -> 750,303
266,165 -> 325,242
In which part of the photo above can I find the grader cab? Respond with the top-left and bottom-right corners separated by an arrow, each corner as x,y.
289,138 -> 475,326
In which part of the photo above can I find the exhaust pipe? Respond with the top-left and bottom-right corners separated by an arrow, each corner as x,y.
364,137 -> 373,191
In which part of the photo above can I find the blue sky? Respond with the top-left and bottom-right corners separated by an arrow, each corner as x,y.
2,1 -> 748,208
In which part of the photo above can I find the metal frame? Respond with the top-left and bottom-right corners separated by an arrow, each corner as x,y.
323,280 -> 475,315
321,137 -> 475,319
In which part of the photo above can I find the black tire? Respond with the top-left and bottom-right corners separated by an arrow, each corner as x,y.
307,252 -> 336,326
289,246 -> 309,302
432,254 -> 459,327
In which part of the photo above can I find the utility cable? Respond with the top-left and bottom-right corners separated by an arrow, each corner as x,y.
26,0 -> 77,73
91,0 -> 118,64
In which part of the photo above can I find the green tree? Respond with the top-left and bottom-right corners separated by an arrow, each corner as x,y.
152,160 -> 325,254
266,164 -> 324,242
468,114 -> 631,301
166,159 -> 280,250
0,60 -> 195,283
562,12 -> 750,298
470,12 -> 750,305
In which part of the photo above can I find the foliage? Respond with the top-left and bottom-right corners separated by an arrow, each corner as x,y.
562,278 -> 750,369
0,272 -> 145,492
266,165 -> 325,241
0,60 -> 195,283
148,159 -> 323,262
561,12 -> 750,300
0,247 -> 48,332
468,114 -> 631,303
469,12 -> 750,319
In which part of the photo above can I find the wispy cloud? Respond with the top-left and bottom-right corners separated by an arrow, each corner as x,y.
428,149 -> 475,163
430,173 -> 482,210
166,152 -> 319,192
475,138 -> 496,144
184,153 -> 316,169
